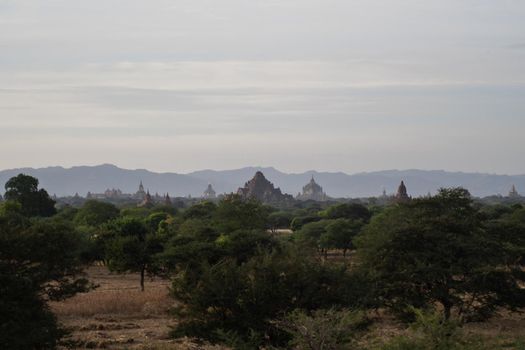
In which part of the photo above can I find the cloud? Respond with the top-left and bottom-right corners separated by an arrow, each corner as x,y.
1,1 -> 525,173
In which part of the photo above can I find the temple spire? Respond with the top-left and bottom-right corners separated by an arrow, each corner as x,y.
395,180 -> 410,203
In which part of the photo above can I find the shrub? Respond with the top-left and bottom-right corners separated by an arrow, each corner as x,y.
170,247 -> 364,347
275,308 -> 368,350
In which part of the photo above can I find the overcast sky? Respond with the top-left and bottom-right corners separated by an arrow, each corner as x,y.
1,0 -> 524,174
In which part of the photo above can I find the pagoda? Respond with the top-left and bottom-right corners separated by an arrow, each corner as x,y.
138,190 -> 154,207
135,180 -> 147,200
296,176 -> 327,201
237,171 -> 294,204
509,185 -> 520,198
395,181 -> 410,203
203,184 -> 217,199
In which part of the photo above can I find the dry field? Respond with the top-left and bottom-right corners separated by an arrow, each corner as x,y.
51,266 -> 224,350
51,266 -> 525,349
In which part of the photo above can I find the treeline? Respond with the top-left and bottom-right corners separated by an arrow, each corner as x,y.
1,174 -> 525,349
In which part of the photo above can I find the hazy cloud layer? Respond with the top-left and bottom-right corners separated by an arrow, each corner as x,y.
1,0 -> 524,174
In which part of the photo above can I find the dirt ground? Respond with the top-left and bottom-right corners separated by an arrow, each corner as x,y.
51,266 -> 223,350
51,266 -> 525,349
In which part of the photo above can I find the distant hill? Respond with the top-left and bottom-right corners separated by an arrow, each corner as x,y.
0,164 -> 523,198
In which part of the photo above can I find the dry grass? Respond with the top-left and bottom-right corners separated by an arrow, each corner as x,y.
51,266 -> 182,349
52,287 -> 172,318
51,265 -> 173,318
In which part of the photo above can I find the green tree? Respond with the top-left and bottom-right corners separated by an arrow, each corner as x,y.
321,203 -> 371,222
355,188 -> 525,321
0,216 -> 93,349
4,174 -> 56,217
74,200 -> 120,227
170,247 -> 362,347
324,218 -> 363,257
182,201 -> 217,220
268,210 -> 294,231
213,195 -> 270,233
105,217 -> 165,291
295,220 -> 330,258
290,214 -> 322,231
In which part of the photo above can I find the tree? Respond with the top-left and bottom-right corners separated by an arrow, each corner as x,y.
213,195 -> 270,233
74,200 -> 120,227
182,201 -> 217,220
0,216 -> 93,348
170,247 -> 363,347
295,220 -> 330,258
105,217 -> 165,291
4,174 -> 56,217
355,188 -> 525,321
321,203 -> 371,222
323,219 -> 363,257
290,215 -> 322,231
268,210 -> 294,232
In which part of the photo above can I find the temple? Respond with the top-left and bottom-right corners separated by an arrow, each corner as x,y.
136,181 -> 146,200
509,185 -> 520,198
296,176 -> 327,201
139,190 -> 154,207
203,184 -> 217,199
237,171 -> 294,204
395,181 -> 411,203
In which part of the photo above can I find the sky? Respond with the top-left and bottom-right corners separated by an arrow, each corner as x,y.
1,0 -> 525,175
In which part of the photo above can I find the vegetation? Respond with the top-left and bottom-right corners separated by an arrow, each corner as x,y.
1,173 -> 525,349
0,195 -> 93,348
355,188 -> 525,321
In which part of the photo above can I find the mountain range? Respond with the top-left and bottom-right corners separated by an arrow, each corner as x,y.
0,164 -> 523,198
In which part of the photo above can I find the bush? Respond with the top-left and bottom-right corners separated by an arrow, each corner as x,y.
0,218 -> 93,348
275,308 -> 368,350
170,247 -> 364,347
379,309 -> 483,350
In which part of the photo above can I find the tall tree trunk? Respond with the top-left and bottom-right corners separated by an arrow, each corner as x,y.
140,266 -> 145,292
443,301 -> 452,320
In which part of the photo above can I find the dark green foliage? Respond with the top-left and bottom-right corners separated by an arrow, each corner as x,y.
295,219 -> 330,257
268,210 -> 294,230
321,203 -> 371,222
323,218 -> 363,257
54,205 -> 79,222
105,217 -> 165,290
0,213 -> 93,349
296,218 -> 363,257
355,188 -> 525,321
170,247 -> 363,347
290,214 -> 321,231
151,204 -> 178,216
0,270 -> 63,350
74,200 -> 119,227
182,201 -> 217,220
212,195 -> 270,233
4,174 -> 56,217
144,212 -> 169,232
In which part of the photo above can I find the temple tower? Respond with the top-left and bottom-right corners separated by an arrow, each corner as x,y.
395,181 -> 410,203
509,185 -> 520,198
203,183 -> 217,199
297,176 -> 327,201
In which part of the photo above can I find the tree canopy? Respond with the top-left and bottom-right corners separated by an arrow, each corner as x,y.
4,174 -> 56,217
355,188 -> 525,321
